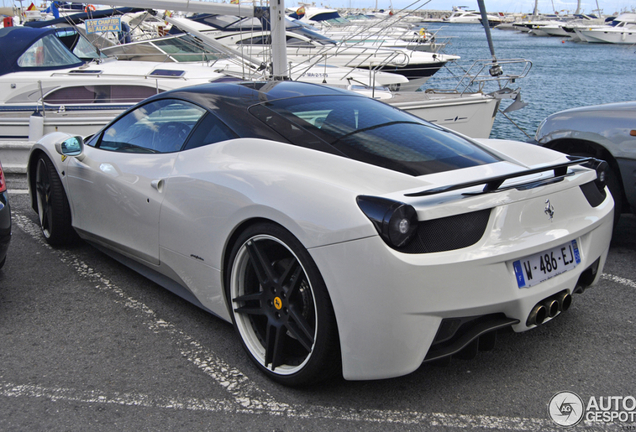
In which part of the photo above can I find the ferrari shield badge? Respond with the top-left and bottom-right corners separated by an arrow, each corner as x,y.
545,199 -> 555,221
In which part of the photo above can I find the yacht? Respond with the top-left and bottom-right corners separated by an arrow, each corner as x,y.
97,16 -> 505,138
99,32 -> 409,89
574,13 -> 636,44
175,14 -> 459,91
0,25 -> 236,140
443,6 -> 502,27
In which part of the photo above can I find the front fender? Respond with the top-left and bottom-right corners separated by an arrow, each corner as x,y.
27,132 -> 75,212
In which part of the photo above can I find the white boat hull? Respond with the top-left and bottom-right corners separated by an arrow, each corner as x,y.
576,28 -> 636,44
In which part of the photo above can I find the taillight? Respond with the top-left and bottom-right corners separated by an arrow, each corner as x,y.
0,161 -> 6,193
357,196 -> 418,249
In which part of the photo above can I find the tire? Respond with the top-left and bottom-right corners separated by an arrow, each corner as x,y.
566,150 -> 623,226
226,222 -> 340,386
34,155 -> 77,246
605,166 -> 623,226
0,256 -> 5,269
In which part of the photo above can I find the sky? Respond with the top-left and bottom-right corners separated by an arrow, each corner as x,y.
286,0 -> 635,16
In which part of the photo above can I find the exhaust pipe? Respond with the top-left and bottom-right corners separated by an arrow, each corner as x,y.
555,291 -> 572,312
543,298 -> 560,318
526,304 -> 547,327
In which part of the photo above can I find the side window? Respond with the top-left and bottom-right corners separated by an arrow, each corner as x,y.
183,112 -> 237,150
98,99 -> 206,153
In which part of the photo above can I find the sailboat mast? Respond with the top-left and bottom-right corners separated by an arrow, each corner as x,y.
476,0 -> 497,63
270,0 -> 289,79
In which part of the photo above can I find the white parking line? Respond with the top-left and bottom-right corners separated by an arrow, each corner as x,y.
8,211 -> 630,430
0,380 -> 557,429
602,273 -> 636,289
7,189 -> 29,195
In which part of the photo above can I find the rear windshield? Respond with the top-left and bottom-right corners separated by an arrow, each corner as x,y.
252,95 -> 501,176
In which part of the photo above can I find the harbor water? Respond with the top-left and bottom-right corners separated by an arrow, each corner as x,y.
421,23 -> 636,141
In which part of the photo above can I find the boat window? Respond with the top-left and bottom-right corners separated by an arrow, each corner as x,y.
236,36 -> 269,45
153,36 -> 226,62
286,36 -> 315,47
100,43 -> 166,61
55,28 -> 105,60
70,33 -> 105,60
99,99 -> 207,153
44,85 -> 160,104
227,17 -> 262,30
252,95 -> 501,176
17,34 -> 82,67
191,14 -> 262,31
308,11 -> 342,22
286,23 -> 337,44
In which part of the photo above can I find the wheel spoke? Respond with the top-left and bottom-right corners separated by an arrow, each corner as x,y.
281,261 -> 303,297
288,305 -> 315,349
233,305 -> 265,316
246,240 -> 276,287
264,323 -> 286,370
233,291 -> 263,304
35,181 -> 48,196
36,161 -> 53,231
286,322 -> 313,352
40,205 -> 51,231
233,291 -> 265,316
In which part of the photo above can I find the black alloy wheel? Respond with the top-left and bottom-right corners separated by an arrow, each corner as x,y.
34,155 -> 76,246
227,223 -> 340,386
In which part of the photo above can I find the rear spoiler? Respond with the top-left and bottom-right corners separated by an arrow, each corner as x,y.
405,156 -> 607,197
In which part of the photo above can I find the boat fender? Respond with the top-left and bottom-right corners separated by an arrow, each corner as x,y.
29,111 -> 44,142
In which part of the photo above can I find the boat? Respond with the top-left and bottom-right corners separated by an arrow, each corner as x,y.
443,6 -> 502,27
444,6 -> 483,23
174,14 -> 459,91
99,32 -> 410,89
574,13 -> 636,44
561,15 -> 613,41
0,25 -> 239,140
97,12 -> 520,138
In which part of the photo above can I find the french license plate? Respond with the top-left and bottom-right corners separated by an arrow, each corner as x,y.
513,240 -> 581,288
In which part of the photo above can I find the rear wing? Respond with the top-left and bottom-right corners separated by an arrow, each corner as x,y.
405,157 -> 607,197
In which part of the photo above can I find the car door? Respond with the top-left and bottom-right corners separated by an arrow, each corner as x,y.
65,98 -> 208,265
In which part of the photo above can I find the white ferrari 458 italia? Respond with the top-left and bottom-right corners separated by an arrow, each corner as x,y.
27,81 -> 614,386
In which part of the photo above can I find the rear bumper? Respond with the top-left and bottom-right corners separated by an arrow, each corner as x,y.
310,189 -> 613,380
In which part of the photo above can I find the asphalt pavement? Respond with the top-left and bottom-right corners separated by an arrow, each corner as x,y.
1,174 -> 634,431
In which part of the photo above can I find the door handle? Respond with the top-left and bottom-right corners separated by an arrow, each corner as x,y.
151,179 -> 164,192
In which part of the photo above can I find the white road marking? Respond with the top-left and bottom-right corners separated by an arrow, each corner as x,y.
0,380 -> 556,429
602,273 -> 636,289
8,211 -> 631,430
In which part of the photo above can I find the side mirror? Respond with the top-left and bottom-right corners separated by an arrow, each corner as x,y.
55,136 -> 85,161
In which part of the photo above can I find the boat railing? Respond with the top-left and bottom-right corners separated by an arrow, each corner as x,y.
429,58 -> 533,95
